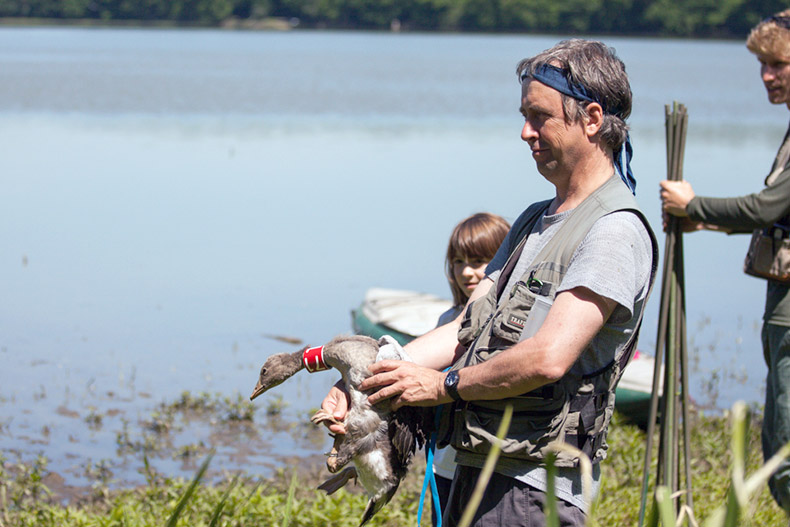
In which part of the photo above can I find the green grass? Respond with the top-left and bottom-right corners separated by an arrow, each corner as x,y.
1,406 -> 787,526
592,409 -> 786,526
0,458 -> 430,526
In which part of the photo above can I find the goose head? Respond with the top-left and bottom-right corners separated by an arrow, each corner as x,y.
249,349 -> 305,400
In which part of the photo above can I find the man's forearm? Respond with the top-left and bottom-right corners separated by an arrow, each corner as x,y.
453,286 -> 615,402
453,338 -> 557,400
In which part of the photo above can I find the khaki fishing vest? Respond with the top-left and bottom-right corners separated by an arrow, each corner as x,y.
444,176 -> 658,468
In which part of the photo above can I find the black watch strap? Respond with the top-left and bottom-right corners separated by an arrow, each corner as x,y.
444,370 -> 462,401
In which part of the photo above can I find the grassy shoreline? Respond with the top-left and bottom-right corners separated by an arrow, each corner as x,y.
1,397 -> 786,526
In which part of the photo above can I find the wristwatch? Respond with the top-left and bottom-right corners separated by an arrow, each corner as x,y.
444,370 -> 463,401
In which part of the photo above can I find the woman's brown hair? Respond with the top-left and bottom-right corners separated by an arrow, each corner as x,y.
445,212 -> 510,306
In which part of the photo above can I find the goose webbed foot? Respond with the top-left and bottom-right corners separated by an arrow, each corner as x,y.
310,408 -> 343,427
325,433 -> 345,473
313,409 -> 350,472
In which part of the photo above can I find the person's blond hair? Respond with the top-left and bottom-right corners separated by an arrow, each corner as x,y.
747,9 -> 790,60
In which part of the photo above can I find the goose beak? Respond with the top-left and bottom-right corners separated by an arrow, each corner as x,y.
250,382 -> 267,401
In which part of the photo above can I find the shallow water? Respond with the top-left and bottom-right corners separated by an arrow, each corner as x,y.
0,27 -> 783,488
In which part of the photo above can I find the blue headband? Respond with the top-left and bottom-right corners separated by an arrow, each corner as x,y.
522,63 -> 636,195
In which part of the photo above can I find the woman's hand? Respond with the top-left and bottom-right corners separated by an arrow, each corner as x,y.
320,380 -> 350,435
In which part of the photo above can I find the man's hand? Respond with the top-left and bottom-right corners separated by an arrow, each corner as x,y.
320,380 -> 350,435
360,360 -> 450,410
660,180 -> 695,217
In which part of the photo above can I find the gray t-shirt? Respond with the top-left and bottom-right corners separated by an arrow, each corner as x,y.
455,207 -> 653,512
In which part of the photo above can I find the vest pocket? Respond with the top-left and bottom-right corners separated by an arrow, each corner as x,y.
453,392 -> 569,462
457,293 -> 496,347
491,281 -> 538,344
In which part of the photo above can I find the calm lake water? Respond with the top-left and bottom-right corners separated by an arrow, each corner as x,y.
1,27 -> 785,488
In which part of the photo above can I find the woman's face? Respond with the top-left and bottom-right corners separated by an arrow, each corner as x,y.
452,256 -> 489,300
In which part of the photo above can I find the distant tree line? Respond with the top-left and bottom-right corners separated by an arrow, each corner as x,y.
1,0 -> 788,38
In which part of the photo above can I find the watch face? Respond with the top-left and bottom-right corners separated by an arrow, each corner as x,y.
445,370 -> 460,401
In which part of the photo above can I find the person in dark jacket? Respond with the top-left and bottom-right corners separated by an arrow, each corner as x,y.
660,9 -> 790,514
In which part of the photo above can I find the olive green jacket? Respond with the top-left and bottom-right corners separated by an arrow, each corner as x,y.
686,123 -> 790,325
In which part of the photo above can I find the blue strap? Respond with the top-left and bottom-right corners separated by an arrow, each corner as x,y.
524,63 -> 637,195
417,431 -> 442,527
417,401 -> 447,527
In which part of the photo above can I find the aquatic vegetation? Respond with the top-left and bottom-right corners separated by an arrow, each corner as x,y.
84,408 -> 103,430
221,394 -> 255,422
144,409 -> 176,435
83,459 -> 112,486
265,394 -> 288,416
1,391 -> 786,526
169,391 -> 220,414
2,454 -> 51,510
686,313 -> 765,411
115,418 -> 134,454
155,391 -> 256,423
175,442 -> 210,460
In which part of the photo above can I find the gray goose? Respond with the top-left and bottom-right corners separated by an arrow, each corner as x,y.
249,334 -> 432,526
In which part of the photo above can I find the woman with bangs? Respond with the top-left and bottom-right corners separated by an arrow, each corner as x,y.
432,212 -> 509,525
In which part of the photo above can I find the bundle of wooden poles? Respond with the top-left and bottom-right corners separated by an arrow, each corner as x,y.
638,102 -> 693,526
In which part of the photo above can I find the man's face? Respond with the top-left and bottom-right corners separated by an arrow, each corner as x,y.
758,53 -> 790,106
519,79 -> 588,181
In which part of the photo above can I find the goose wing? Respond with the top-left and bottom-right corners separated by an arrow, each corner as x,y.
388,405 -> 434,474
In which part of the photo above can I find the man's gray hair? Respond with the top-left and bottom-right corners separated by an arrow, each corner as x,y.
516,39 -> 631,152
